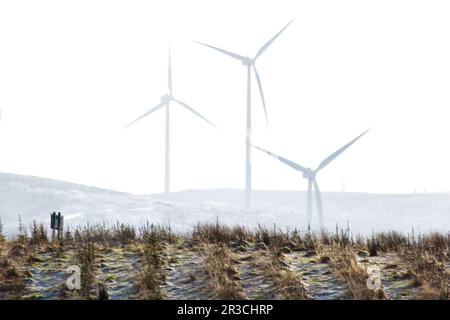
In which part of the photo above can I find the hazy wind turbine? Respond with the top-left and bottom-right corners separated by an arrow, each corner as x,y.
253,129 -> 371,228
123,49 -> 216,194
197,20 -> 293,208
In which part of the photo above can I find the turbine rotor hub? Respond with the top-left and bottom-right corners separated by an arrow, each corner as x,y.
161,94 -> 171,104
303,169 -> 315,179
242,57 -> 253,66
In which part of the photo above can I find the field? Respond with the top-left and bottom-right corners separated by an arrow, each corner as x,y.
0,221 -> 448,300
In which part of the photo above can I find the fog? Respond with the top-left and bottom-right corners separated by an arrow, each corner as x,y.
1,1 -> 450,196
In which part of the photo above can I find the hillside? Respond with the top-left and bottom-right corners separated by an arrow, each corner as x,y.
0,172 -> 449,236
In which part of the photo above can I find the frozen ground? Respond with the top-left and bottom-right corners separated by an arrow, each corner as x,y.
0,172 -> 449,236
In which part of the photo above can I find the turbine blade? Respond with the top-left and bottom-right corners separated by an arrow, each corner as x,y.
173,99 -> 217,128
196,41 -> 246,61
252,144 -> 308,173
122,102 -> 165,129
316,128 -> 371,172
254,19 -> 293,60
313,179 -> 324,227
168,48 -> 173,95
253,66 -> 268,125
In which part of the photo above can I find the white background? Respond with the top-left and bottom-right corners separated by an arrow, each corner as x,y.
1,0 -> 450,195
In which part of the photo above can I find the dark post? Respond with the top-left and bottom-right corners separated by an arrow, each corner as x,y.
51,212 -> 56,229
57,212 -> 63,239
50,212 -> 64,242
51,212 -> 56,241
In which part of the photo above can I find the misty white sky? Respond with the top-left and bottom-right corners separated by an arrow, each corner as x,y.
1,0 -> 450,195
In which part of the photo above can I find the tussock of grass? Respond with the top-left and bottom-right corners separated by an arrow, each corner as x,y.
137,225 -> 175,300
256,244 -> 308,300
0,241 -> 28,299
193,221 -> 252,244
399,233 -> 449,299
326,245 -> 385,300
277,271 -> 307,300
201,243 -> 244,300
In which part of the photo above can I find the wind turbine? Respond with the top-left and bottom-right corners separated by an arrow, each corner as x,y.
253,129 -> 371,228
197,20 -> 293,208
123,49 -> 217,194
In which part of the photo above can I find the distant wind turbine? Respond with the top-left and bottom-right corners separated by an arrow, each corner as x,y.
123,49 -> 217,194
253,129 -> 371,228
197,20 -> 293,208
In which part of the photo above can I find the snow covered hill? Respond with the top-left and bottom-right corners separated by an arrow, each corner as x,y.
0,172 -> 449,236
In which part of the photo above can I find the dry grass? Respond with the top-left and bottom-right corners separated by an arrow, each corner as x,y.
137,245 -> 165,299
0,219 -> 448,300
258,244 -> 308,300
137,246 -> 165,299
399,233 -> 449,299
30,221 -> 49,246
0,241 -> 28,299
66,241 -> 98,299
194,222 -> 308,299
326,244 -> 385,300
200,243 -> 245,299
136,224 -> 176,300
193,222 -> 252,244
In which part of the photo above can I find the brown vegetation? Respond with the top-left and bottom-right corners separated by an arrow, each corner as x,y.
0,219 -> 448,300
200,242 -> 245,299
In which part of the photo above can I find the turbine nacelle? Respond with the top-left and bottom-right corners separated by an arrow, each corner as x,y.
161,94 -> 172,104
241,57 -> 254,66
303,169 -> 315,179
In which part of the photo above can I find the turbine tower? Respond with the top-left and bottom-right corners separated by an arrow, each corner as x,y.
197,20 -> 293,208
253,129 -> 371,228
124,49 -> 216,194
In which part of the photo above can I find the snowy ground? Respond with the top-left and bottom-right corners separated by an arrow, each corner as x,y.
0,172 -> 449,236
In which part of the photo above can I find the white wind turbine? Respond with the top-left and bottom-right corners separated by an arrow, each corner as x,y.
123,49 -> 217,194
197,20 -> 293,208
253,129 -> 371,228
